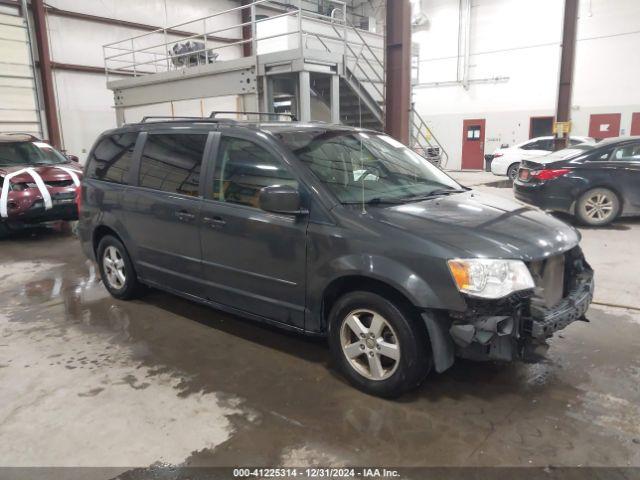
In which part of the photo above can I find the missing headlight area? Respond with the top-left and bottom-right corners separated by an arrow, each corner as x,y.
448,247 -> 594,363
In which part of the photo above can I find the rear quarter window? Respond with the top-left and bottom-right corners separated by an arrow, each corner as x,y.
86,133 -> 138,184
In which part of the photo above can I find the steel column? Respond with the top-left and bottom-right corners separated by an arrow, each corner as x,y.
31,0 -> 61,148
330,74 -> 340,124
554,0 -> 579,150
261,75 -> 272,113
385,0 -> 411,144
241,0 -> 252,56
115,107 -> 125,127
299,70 -> 311,122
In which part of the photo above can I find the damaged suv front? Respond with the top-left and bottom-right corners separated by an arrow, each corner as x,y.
445,246 -> 593,364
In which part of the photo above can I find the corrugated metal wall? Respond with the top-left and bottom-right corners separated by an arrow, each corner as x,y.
0,6 -> 42,137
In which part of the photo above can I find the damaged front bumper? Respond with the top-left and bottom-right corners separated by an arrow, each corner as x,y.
423,246 -> 594,372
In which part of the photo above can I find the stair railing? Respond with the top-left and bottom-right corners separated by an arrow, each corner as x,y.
410,107 -> 450,168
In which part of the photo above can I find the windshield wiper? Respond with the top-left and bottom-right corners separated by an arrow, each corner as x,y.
342,197 -> 405,205
400,188 -> 467,202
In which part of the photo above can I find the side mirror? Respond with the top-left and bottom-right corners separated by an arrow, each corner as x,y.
66,154 -> 79,163
259,185 -> 307,215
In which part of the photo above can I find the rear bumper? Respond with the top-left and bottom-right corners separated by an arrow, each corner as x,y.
513,180 -> 574,213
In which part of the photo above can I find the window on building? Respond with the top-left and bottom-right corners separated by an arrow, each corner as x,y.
212,137 -> 297,208
87,133 -> 138,184
138,133 -> 207,196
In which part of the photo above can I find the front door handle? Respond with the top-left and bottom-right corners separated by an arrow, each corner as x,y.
203,216 -> 226,228
175,210 -> 195,222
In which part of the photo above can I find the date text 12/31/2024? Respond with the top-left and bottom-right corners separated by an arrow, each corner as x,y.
233,468 -> 401,478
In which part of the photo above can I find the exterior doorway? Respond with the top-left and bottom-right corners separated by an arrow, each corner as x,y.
588,113 -> 621,140
631,112 -> 640,136
529,116 -> 554,138
461,119 -> 485,170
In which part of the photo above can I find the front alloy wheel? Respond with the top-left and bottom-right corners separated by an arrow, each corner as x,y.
340,309 -> 400,381
328,291 -> 432,397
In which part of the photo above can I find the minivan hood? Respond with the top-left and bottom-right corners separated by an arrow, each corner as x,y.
366,190 -> 580,261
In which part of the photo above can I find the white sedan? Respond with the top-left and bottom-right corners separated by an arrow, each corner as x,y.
490,135 -> 594,180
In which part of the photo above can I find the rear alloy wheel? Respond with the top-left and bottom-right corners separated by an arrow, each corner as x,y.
328,291 -> 431,398
97,235 -> 142,299
576,188 -> 620,226
507,163 -> 520,181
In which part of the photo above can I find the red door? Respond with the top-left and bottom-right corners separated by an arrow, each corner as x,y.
461,119 -> 486,170
631,113 -> 640,136
588,113 -> 621,140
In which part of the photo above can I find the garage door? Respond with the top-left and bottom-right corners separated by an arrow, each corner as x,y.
0,8 -> 42,137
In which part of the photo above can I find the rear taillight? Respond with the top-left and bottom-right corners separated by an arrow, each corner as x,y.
75,183 -> 82,214
530,168 -> 570,181
493,153 -> 503,158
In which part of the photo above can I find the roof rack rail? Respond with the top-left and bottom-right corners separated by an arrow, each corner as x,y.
140,116 -> 207,123
209,111 -> 298,121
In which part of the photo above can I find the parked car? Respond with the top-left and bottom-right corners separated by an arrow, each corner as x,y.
78,118 -> 594,397
514,137 -> 640,226
491,135 -> 594,180
0,133 -> 82,237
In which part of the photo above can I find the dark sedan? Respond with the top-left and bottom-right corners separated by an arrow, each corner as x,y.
514,137 -> 640,226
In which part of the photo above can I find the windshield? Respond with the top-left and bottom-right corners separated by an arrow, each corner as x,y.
274,129 -> 462,204
0,141 -> 69,167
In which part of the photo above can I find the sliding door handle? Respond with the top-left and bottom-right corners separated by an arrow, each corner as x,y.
175,210 -> 195,222
203,216 -> 226,227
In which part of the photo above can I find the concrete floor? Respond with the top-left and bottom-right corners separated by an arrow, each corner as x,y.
1,188 -> 639,474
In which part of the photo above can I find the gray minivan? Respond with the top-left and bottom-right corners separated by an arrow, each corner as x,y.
78,117 -> 594,397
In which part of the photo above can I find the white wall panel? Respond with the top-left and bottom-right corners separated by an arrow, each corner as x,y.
413,0 -> 640,169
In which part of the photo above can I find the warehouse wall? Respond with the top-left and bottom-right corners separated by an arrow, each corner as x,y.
0,5 -> 42,137
412,0 -> 640,169
43,0 -> 242,162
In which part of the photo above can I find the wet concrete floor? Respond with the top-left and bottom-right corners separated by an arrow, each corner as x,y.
1,229 -> 639,473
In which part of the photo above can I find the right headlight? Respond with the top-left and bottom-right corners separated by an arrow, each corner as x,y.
447,258 -> 535,299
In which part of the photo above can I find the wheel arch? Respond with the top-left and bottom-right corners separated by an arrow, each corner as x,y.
321,275 -> 418,331
92,224 -> 125,255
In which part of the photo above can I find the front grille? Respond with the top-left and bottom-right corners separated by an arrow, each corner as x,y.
527,246 -> 593,323
46,180 -> 74,188
529,254 -> 565,308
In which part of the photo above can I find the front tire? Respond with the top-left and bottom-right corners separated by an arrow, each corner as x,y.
97,235 -> 142,300
0,222 -> 10,239
328,291 -> 432,398
575,187 -> 620,226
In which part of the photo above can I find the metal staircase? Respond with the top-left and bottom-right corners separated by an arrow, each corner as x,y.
102,0 -> 449,167
307,17 -> 449,166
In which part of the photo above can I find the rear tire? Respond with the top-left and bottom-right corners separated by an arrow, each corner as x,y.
97,235 -> 143,300
507,163 -> 520,181
328,291 -> 432,398
575,187 -> 620,226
